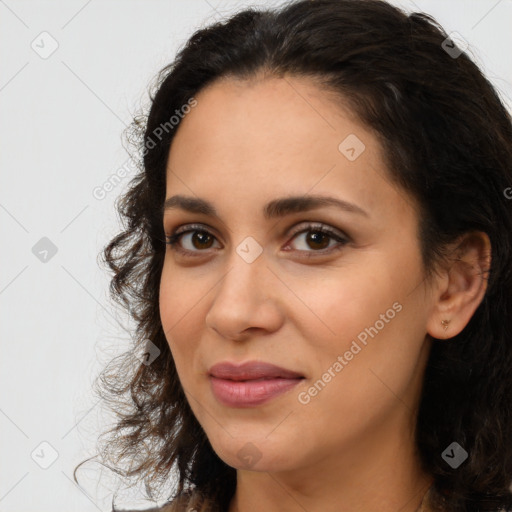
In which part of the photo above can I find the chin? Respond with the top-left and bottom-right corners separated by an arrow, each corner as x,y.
209,432 -> 300,472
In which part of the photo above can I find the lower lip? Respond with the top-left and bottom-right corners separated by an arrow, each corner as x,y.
210,376 -> 303,407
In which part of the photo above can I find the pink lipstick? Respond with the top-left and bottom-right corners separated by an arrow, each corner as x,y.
209,360 -> 304,407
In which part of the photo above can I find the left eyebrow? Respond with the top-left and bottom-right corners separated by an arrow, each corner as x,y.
162,194 -> 369,219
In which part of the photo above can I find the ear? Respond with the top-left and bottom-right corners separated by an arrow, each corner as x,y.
426,231 -> 491,340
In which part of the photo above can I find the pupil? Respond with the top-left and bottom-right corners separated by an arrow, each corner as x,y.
308,231 -> 329,249
193,231 -> 212,249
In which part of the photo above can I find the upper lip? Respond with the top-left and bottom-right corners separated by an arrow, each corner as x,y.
209,361 -> 304,381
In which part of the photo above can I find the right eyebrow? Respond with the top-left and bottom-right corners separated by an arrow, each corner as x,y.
162,194 -> 369,220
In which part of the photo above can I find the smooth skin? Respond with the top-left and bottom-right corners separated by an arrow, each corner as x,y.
159,74 -> 491,512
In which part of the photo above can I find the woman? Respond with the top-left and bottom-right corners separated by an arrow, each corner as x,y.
85,0 -> 512,510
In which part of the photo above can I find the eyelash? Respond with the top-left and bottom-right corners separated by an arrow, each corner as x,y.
164,222 -> 349,258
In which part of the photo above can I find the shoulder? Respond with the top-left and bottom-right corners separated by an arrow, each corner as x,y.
113,489 -> 211,512
113,501 -> 183,512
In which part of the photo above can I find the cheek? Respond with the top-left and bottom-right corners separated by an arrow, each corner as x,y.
289,264 -> 401,348
159,260 -> 209,329
293,262 -> 427,412
158,266 -> 203,371
289,253 -> 424,386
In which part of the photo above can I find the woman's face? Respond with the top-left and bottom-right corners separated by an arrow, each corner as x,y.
159,75 -> 436,473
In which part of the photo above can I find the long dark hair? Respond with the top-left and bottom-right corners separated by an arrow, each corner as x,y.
79,1 -> 512,510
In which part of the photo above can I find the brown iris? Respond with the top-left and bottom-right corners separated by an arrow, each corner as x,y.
305,231 -> 330,250
191,231 -> 215,250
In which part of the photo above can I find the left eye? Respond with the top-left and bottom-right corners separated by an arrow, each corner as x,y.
165,223 -> 349,256
285,225 -> 348,253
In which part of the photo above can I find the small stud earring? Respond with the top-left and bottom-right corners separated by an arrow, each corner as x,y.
441,319 -> 450,330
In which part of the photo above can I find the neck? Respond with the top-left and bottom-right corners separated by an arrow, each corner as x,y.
228,412 -> 434,512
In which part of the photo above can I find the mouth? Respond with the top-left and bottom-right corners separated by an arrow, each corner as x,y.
208,360 -> 305,407
209,360 -> 304,380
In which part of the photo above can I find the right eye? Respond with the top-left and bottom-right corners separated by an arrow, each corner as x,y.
165,224 -> 221,256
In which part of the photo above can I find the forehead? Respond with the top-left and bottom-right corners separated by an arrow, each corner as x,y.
164,75 -> 414,223
168,75 -> 366,161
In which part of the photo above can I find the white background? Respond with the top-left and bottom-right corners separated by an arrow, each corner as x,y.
1,1 -> 511,511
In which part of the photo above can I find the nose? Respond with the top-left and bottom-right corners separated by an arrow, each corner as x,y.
205,253 -> 284,341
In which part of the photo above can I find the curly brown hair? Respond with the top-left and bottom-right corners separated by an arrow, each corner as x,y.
76,1 -> 512,511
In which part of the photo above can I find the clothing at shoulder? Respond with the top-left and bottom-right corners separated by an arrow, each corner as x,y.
112,489 -> 209,512
112,502 -> 183,512
113,507 -> 166,512
112,501 -> 184,512
112,505 -> 173,512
